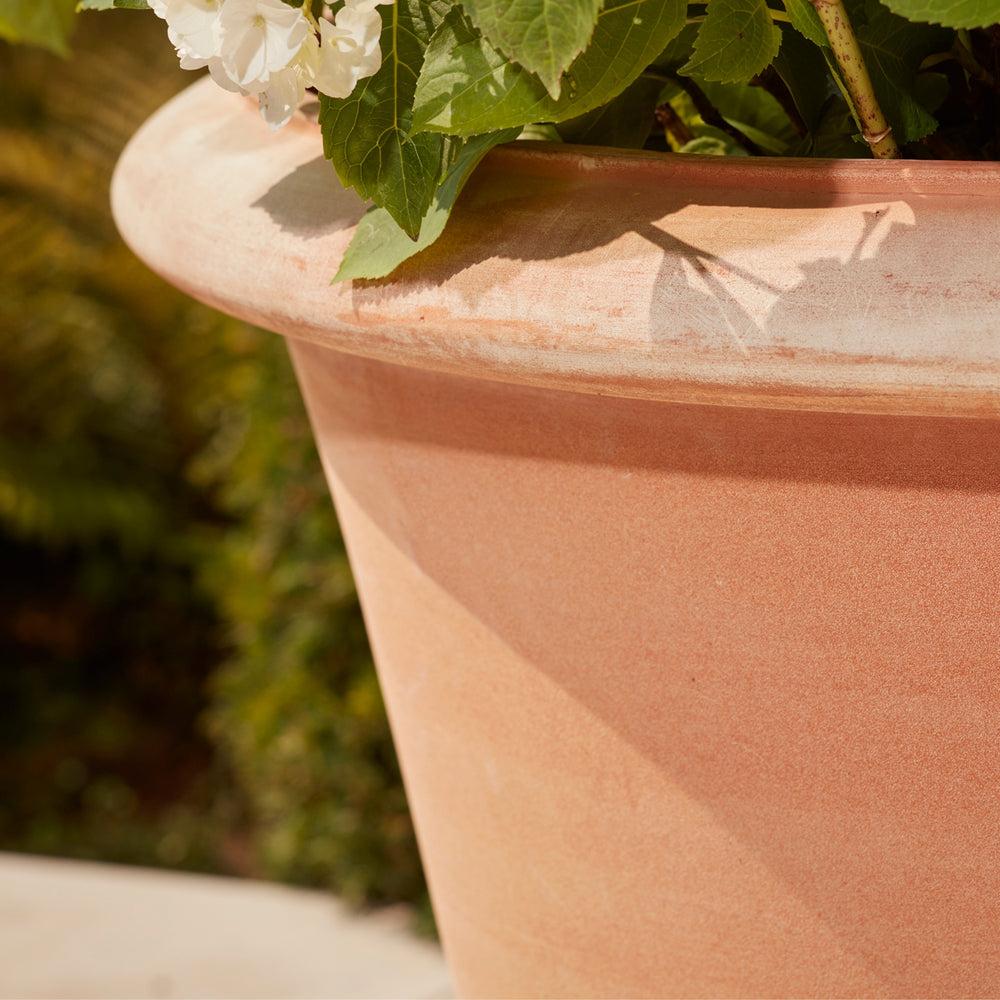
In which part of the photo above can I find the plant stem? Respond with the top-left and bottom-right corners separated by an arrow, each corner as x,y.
677,76 -> 764,155
951,33 -> 996,86
655,103 -> 695,148
809,0 -> 900,158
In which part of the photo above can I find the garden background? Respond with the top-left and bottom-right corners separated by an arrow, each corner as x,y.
0,8 -> 429,928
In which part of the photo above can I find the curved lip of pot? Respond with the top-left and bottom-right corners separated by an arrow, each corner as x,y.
113,77 -> 1000,419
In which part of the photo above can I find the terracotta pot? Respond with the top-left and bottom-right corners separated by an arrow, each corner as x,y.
112,78 -> 1000,998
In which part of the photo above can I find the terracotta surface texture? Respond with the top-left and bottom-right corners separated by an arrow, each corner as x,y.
113,79 -> 1000,999
113,80 -> 1000,419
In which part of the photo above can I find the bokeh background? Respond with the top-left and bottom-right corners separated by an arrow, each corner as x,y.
1,8 -> 428,926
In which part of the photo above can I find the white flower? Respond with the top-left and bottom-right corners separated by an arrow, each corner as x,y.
338,0 -> 391,11
207,57 -> 243,92
151,0 -> 396,130
217,0 -> 311,91
149,0 -> 221,64
257,66 -> 305,129
301,1 -> 385,99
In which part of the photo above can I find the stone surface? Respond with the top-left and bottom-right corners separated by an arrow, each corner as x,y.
0,853 -> 452,1000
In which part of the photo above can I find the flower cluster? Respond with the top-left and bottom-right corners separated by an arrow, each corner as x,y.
149,0 -> 390,129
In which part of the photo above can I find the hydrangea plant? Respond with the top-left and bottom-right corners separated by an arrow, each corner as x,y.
4,0 -> 1000,279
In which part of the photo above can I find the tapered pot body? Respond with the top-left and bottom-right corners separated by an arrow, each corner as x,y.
113,80 -> 1000,998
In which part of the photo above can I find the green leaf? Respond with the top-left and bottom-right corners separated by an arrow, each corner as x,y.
412,0 -> 686,134
772,21 -> 833,133
788,94 -> 866,156
319,0 -> 451,239
856,3 -> 952,144
554,72 -> 664,147
880,0 -> 1000,27
334,127 -> 521,282
913,69 -> 950,114
782,0 -> 829,47
698,77 -> 797,152
680,131 -> 749,154
681,0 -> 782,83
648,21 -> 700,72
0,0 -> 77,55
77,1 -> 149,10
459,0 -> 604,99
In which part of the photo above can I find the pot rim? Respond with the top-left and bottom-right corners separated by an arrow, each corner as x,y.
485,141 -> 1000,199
112,78 -> 1000,420
290,94 -> 1000,199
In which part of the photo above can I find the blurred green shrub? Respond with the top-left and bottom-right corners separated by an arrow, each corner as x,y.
0,12 -> 426,916
198,335 -> 425,908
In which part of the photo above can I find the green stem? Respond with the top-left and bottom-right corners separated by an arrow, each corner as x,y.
951,33 -> 996,86
809,0 -> 900,159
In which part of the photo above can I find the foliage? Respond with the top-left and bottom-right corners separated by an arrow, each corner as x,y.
10,0 -> 999,278
0,11 -> 241,874
0,0 -> 77,55
0,13 -> 427,916
336,0 -> 996,274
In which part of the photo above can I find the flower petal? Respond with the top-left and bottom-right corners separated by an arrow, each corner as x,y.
258,67 -> 304,130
